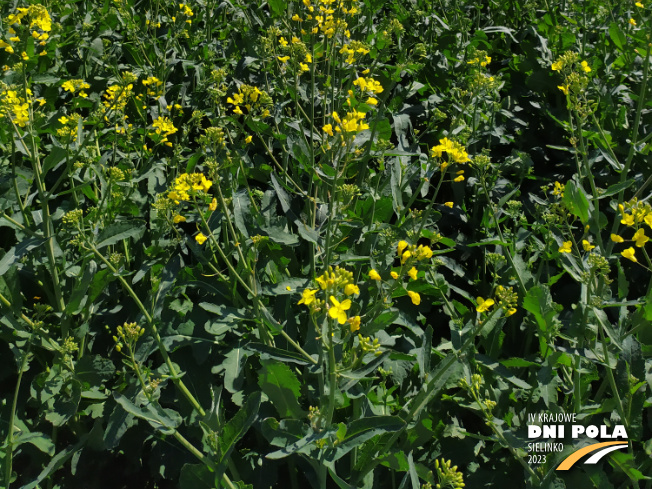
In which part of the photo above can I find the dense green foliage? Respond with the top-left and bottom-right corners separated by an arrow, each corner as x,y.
1,0 -> 651,488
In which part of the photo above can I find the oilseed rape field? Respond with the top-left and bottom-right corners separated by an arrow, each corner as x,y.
1,0 -> 651,488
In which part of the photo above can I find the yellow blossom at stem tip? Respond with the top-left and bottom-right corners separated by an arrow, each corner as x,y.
344,283 -> 360,296
195,233 -> 208,245
621,247 -> 637,262
581,240 -> 595,251
328,296 -> 351,324
369,269 -> 381,281
476,297 -> 494,313
408,267 -> 418,280
407,291 -> 421,305
348,315 -> 361,333
611,234 -> 625,243
298,288 -> 318,306
558,241 -> 572,253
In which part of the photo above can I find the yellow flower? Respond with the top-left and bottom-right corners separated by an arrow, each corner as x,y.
633,228 -> 649,247
581,240 -> 595,251
635,2 -> 644,7
390,271 -> 399,279
407,267 -> 417,280
244,135 -> 253,144
407,291 -> 421,305
322,124 -> 333,136
195,233 -> 208,245
369,269 -> 381,281
209,198 -> 217,211
558,241 -> 572,253
558,84 -> 569,95
344,283 -> 360,296
476,297 -> 494,313
348,315 -> 361,333
365,97 -> 378,105
300,63 -> 309,72
233,106 -> 243,115
401,250 -> 412,264
611,233 -> 625,243
621,247 -> 637,262
298,288 -> 318,305
397,240 -> 409,255
629,18 -> 637,26
277,55 -> 290,63
58,116 -> 69,124
506,308 -> 517,317
329,296 -> 351,324
621,214 -> 635,226
580,60 -> 591,73
551,60 -> 563,71
279,37 -> 288,47
453,175 -> 465,182
173,214 -> 186,223
444,202 -> 453,208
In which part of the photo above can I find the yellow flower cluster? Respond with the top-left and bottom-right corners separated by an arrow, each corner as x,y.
476,287 -> 518,316
352,76 -> 384,95
296,0 -> 355,38
152,116 -> 177,137
62,79 -> 90,98
298,266 -> 361,332
168,173 -> 213,204
611,199 -> 652,264
179,3 -> 194,21
226,84 -> 272,118
334,110 -> 370,134
57,113 -> 83,142
0,85 -> 33,127
142,76 -> 164,97
430,137 -> 470,170
340,42 -> 370,64
2,6 -> 52,56
468,54 -> 491,67
103,84 -> 133,112
551,52 -> 592,96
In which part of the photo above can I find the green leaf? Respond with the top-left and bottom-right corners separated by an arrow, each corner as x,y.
217,392 -> 261,471
523,285 -> 561,356
113,393 -> 182,435
562,180 -> 590,224
13,432 -> 55,456
246,342 -> 313,365
609,23 -> 627,51
18,434 -> 87,489
96,222 -> 145,249
328,416 -> 405,461
267,0 -> 287,17
258,360 -> 304,418
179,464 -> 216,489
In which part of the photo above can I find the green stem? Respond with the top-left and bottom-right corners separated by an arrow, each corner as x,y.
4,334 -> 32,489
85,244 -> 206,417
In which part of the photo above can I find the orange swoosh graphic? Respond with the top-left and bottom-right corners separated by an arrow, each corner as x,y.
556,441 -> 628,470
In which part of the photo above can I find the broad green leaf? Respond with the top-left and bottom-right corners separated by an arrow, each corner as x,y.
179,463 -> 215,489
258,360 -> 304,418
217,392 -> 261,471
113,393 -> 182,435
246,342 -> 313,365
562,180 -> 590,224
609,22 -> 627,51
96,222 -> 145,249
